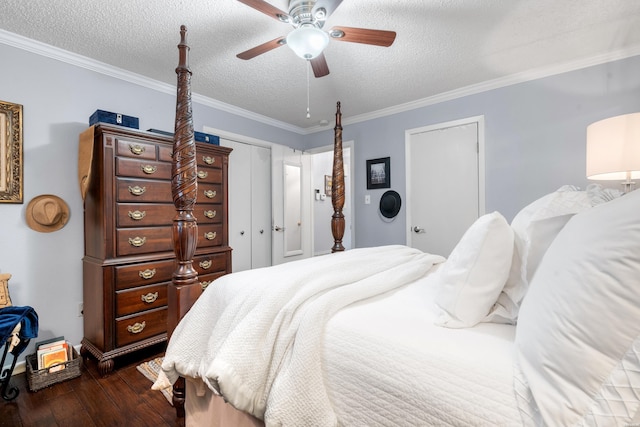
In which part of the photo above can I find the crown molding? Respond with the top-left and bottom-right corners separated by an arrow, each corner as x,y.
0,29 -> 306,135
339,45 -> 640,129
3,29 -> 640,136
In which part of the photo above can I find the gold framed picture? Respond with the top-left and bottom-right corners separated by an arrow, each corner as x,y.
0,100 -> 23,203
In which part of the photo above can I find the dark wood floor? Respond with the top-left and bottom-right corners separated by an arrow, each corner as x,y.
0,344 -> 183,427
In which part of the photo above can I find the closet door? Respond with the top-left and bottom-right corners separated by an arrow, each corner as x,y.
225,141 -> 252,272
251,145 -> 272,269
222,139 -> 271,272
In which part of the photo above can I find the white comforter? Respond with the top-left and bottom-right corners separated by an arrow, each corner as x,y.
325,270 -> 522,426
159,245 -> 445,426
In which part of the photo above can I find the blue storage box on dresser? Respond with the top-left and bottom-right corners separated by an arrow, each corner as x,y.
89,110 -> 139,129
195,131 -> 220,145
147,128 -> 220,145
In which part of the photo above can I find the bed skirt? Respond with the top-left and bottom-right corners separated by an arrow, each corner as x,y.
185,377 -> 264,427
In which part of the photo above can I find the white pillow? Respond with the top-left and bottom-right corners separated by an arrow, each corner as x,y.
586,183 -> 623,206
487,186 -> 592,323
515,188 -> 640,425
434,211 -> 513,328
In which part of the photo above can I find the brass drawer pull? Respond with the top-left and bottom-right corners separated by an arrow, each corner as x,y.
201,280 -> 213,290
141,164 -> 157,174
128,185 -> 146,196
199,259 -> 212,270
127,321 -> 146,334
204,231 -> 217,241
129,236 -> 146,247
204,210 -> 217,219
128,210 -> 146,221
129,144 -> 145,155
139,268 -> 156,280
197,170 -> 208,179
141,292 -> 158,304
202,156 -> 215,165
204,190 -> 217,199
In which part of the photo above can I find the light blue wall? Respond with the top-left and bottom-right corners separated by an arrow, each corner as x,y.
304,55 -> 640,248
0,42 -> 303,360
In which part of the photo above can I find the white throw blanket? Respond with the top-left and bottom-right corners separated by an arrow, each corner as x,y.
157,245 -> 444,426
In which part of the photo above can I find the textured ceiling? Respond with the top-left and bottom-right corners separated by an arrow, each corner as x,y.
1,0 -> 640,132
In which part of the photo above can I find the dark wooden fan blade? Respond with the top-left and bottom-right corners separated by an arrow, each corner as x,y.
313,0 -> 343,19
236,36 -> 286,60
237,0 -> 289,22
329,26 -> 396,47
310,54 -> 330,78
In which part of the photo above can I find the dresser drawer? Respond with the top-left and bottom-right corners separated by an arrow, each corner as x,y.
116,226 -> 173,256
197,152 -> 223,169
116,283 -> 167,317
117,178 -> 172,203
114,258 -> 175,290
198,183 -> 223,203
196,204 -> 223,224
196,166 -> 222,184
115,307 -> 167,347
199,271 -> 227,291
158,145 -> 173,162
116,157 -> 172,180
116,138 -> 157,160
117,203 -> 175,227
193,252 -> 228,275
197,224 -> 224,249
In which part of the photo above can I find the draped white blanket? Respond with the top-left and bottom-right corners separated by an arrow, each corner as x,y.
158,245 -> 444,426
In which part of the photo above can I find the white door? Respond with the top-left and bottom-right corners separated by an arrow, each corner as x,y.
271,145 -> 312,265
406,117 -> 485,257
221,139 -> 272,272
251,145 -> 272,268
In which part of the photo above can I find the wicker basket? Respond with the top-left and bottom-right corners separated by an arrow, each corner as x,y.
26,347 -> 82,392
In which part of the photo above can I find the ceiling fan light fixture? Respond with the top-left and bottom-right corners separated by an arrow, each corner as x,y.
286,24 -> 329,60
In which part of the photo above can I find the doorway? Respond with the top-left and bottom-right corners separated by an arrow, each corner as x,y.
405,117 -> 485,257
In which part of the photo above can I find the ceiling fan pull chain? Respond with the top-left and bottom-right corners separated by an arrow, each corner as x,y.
306,60 -> 311,119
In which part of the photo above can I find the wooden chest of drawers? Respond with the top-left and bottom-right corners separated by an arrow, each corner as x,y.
80,124 -> 232,375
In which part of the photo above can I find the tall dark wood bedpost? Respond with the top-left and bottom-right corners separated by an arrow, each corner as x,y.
331,102 -> 345,252
169,25 -> 200,416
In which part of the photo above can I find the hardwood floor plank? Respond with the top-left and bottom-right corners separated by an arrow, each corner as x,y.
49,390 -> 95,426
0,401 -> 22,427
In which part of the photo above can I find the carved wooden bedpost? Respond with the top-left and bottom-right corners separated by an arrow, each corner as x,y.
331,102 -> 345,252
169,25 -> 200,416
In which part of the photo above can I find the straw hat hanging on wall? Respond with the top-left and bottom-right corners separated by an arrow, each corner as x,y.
25,194 -> 70,233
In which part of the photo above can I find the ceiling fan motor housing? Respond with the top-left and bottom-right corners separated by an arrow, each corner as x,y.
288,0 -> 326,28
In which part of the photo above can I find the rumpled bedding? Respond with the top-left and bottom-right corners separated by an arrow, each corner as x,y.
159,245 -> 445,426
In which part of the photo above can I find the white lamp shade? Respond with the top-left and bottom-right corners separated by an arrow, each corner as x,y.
286,25 -> 329,60
586,112 -> 640,180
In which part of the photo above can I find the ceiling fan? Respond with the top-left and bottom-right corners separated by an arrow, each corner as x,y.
236,0 -> 396,78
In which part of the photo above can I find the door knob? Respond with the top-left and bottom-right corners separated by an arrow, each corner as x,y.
274,226 -> 284,232
240,231 -> 245,235
259,229 -> 264,234
413,226 -> 425,233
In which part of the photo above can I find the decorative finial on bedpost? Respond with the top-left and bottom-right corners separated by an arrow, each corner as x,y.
177,25 -> 189,72
331,101 -> 345,253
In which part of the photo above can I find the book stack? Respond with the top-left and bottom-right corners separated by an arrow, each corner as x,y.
35,336 -> 71,372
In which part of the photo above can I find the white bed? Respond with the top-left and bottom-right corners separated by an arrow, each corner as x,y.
157,183 -> 640,426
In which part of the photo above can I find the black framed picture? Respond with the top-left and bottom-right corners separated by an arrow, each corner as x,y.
366,157 -> 391,189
